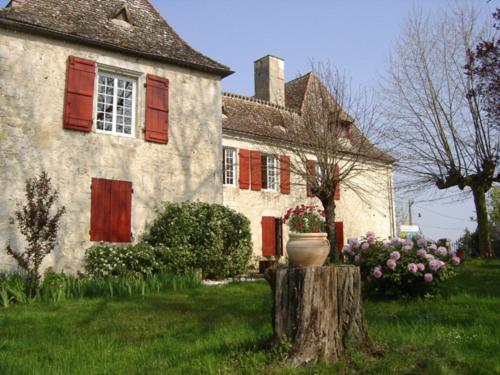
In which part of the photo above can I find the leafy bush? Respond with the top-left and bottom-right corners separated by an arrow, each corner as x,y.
343,232 -> 462,298
143,201 -> 252,279
456,229 -> 479,258
85,242 -> 161,277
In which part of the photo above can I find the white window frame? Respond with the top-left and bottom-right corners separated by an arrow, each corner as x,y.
223,147 -> 237,186
95,71 -> 137,138
265,155 -> 280,191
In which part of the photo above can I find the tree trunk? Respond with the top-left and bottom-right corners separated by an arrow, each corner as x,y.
321,198 -> 337,260
265,265 -> 373,367
472,187 -> 495,258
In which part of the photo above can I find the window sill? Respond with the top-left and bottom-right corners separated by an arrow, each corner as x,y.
262,188 -> 280,193
95,129 -> 135,139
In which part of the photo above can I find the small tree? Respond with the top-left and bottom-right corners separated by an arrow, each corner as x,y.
277,63 -> 391,259
6,171 -> 65,294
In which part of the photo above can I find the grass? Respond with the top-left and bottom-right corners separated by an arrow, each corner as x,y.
0,260 -> 499,374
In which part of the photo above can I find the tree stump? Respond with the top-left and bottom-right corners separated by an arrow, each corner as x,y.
265,265 -> 373,367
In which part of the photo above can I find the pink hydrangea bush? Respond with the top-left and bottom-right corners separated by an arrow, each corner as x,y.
343,232 -> 461,298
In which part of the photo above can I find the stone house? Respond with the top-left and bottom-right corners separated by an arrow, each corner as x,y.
0,0 -> 231,272
0,0 -> 396,272
222,56 -> 396,260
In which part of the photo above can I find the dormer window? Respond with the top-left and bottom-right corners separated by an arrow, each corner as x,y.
111,4 -> 133,27
337,122 -> 351,139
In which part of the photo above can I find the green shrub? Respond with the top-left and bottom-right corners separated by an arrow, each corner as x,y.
143,201 -> 253,279
85,242 -> 161,278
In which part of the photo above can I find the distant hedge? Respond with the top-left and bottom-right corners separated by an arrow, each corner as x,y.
143,201 -> 253,279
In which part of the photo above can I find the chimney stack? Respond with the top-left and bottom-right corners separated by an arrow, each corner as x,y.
254,55 -> 285,106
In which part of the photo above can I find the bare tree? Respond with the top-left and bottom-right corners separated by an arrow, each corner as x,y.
382,6 -> 499,258
276,63 -> 392,259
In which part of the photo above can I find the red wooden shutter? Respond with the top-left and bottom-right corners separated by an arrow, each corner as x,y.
64,56 -> 96,132
91,178 -> 132,243
110,180 -> 133,243
335,221 -> 344,258
145,74 -> 169,144
251,150 -> 262,191
239,149 -> 250,189
334,164 -> 341,200
90,178 -> 112,241
261,154 -> 268,189
262,216 -> 276,257
306,160 -> 317,197
280,155 -> 291,194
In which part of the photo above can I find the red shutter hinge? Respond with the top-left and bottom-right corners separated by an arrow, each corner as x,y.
131,188 -> 134,194
144,83 -> 147,88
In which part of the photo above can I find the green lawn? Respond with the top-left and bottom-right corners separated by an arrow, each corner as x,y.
1,260 -> 499,375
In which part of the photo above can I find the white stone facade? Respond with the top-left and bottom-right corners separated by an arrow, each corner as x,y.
0,29 -> 223,272
222,133 -> 396,260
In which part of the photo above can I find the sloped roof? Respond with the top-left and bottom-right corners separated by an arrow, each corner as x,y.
222,73 -> 396,164
222,93 -> 294,143
284,72 -> 312,111
0,0 -> 232,77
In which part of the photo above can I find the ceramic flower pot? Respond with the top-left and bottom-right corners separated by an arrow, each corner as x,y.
286,232 -> 330,267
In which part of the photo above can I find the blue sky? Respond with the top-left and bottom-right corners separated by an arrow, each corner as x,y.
1,0 -> 496,241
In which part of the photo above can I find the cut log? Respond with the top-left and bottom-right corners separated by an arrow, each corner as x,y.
265,265 -> 373,367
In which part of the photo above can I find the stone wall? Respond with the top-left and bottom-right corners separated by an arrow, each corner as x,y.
222,134 -> 396,259
0,29 -> 223,272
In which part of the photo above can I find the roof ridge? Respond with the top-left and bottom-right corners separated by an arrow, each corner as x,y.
300,72 -> 315,112
222,92 -> 298,114
285,71 -> 312,85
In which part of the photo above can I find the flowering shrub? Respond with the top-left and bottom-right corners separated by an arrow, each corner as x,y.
343,232 -> 462,298
283,205 -> 326,233
85,242 -> 161,278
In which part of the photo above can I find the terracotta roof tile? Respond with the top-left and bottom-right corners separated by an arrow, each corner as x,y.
0,0 -> 231,77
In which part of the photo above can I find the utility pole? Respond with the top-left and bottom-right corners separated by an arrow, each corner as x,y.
409,200 -> 415,225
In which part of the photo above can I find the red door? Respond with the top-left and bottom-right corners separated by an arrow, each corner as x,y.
335,221 -> 344,258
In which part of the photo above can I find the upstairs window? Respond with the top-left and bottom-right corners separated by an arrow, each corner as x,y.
337,122 -> 351,139
223,147 -> 237,185
262,155 -> 280,191
96,73 -> 136,137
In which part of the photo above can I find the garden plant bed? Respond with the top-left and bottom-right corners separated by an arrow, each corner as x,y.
0,260 -> 499,374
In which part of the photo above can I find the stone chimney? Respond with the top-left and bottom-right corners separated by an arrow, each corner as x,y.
254,55 -> 285,106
